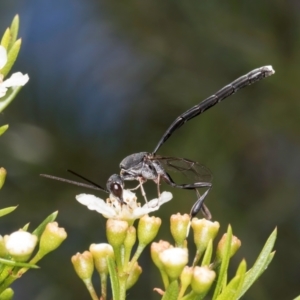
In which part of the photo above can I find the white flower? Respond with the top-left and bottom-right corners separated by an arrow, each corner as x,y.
76,189 -> 173,221
159,247 -> 188,268
159,247 -> 188,279
4,231 -> 37,261
0,45 -> 29,98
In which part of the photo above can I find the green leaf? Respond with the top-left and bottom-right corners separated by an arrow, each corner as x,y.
32,211 -> 58,238
201,239 -> 213,266
212,225 -> 233,300
0,258 -> 38,269
292,296 -> 300,300
216,259 -> 246,300
1,39 -> 21,77
0,125 -> 9,136
162,280 -> 179,300
0,206 -> 17,217
0,29 -> 10,49
0,168 -> 7,190
0,86 -> 23,113
22,223 -> 30,231
237,228 -> 277,299
107,256 -> 120,300
258,251 -> 275,277
8,15 -> 19,51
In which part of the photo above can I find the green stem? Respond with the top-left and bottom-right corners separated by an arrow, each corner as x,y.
118,275 -> 127,300
113,246 -> 123,272
83,278 -> 99,300
28,250 -> 45,265
181,290 -> 198,300
100,273 -> 107,300
0,268 -> 19,294
127,243 -> 146,273
178,281 -> 189,299
0,266 -> 12,284
160,269 -> 169,290
0,254 -> 43,295
192,248 -> 205,267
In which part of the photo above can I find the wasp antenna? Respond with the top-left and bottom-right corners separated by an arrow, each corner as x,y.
40,173 -> 107,192
67,169 -> 108,192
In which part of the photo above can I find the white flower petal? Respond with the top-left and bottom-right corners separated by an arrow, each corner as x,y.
4,231 -> 37,256
0,46 -> 7,70
76,194 -> 117,218
76,190 -> 173,220
2,72 -> 29,88
133,191 -> 173,218
0,86 -> 7,98
159,247 -> 188,267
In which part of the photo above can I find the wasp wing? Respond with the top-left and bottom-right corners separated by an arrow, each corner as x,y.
152,155 -> 213,184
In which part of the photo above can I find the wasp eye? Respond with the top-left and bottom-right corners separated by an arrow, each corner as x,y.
111,182 -> 123,198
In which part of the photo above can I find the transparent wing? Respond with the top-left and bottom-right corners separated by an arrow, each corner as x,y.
153,155 -> 213,183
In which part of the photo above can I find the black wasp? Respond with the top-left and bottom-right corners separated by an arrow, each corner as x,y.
41,65 -> 274,219
117,65 -> 274,219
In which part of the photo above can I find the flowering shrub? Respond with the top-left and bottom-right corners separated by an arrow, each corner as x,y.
0,16 -> 67,299
72,189 -> 277,300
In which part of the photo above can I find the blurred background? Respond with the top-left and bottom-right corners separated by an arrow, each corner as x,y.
0,0 -> 299,299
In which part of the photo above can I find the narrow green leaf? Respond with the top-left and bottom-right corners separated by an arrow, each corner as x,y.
216,260 -> 247,300
201,239 -> 213,266
0,206 -> 17,217
258,251 -> 275,277
234,260 -> 247,299
0,168 -> 7,190
1,39 -> 21,77
32,211 -> 58,238
0,258 -> 38,269
8,15 -> 19,51
212,225 -> 232,300
0,86 -> 22,113
292,296 -> 300,300
107,256 -> 120,300
0,29 -> 10,49
22,223 -> 30,231
162,280 -> 179,300
0,125 -> 9,136
237,228 -> 277,299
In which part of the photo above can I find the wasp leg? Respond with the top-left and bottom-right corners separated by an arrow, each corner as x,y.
160,172 -> 212,218
138,178 -> 148,203
190,188 -> 212,219
129,183 -> 142,191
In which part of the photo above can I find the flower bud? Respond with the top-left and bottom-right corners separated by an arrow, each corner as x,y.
126,262 -> 142,290
151,240 -> 172,270
159,247 -> 188,280
191,219 -> 219,253
4,231 -> 37,262
71,251 -> 94,280
0,288 -> 14,299
180,266 -> 193,295
89,243 -> 114,275
124,226 -> 136,249
138,215 -> 161,246
216,234 -> 241,261
0,168 -> 7,189
39,222 -> 67,256
106,219 -> 128,248
170,214 -> 190,247
191,266 -> 215,296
